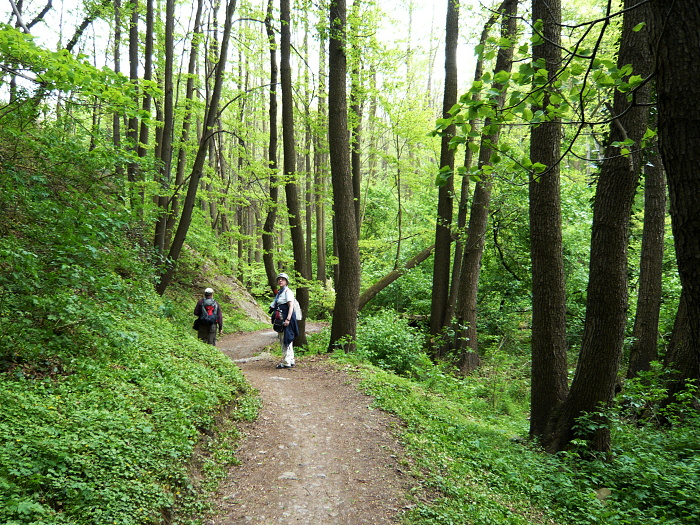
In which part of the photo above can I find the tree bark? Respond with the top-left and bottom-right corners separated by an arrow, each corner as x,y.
428,0 -> 459,355
262,0 -> 280,296
280,0 -> 309,346
528,0 -> 568,439
627,148 -> 665,379
328,0 -> 361,352
647,0 -> 700,381
543,0 -> 652,453
454,0 -> 518,373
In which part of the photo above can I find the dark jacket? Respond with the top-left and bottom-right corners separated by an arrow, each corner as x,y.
194,297 -> 223,331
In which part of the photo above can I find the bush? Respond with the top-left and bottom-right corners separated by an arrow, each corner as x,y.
356,310 -> 428,376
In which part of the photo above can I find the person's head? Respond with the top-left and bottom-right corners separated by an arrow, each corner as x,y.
276,273 -> 289,286
204,287 -> 214,297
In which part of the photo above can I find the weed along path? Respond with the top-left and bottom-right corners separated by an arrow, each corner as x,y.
206,327 -> 414,524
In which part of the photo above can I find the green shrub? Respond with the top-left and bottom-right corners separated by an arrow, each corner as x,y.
356,310 -> 428,376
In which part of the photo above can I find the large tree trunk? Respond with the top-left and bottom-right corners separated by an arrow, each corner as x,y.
280,0 -> 309,346
543,0 -> 652,453
328,0 -> 361,352
662,291 -> 700,410
428,0 -> 459,355
528,0 -> 568,439
262,0 -> 280,296
454,0 -> 518,373
648,1 -> 700,379
156,0 -> 237,295
627,149 -> 666,379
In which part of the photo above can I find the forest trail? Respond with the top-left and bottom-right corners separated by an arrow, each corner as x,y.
205,327 -> 415,524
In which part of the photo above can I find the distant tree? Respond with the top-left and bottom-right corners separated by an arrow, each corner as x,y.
156,0 -> 238,295
328,0 -> 361,352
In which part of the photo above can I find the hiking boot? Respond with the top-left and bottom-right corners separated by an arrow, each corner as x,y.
275,363 -> 291,369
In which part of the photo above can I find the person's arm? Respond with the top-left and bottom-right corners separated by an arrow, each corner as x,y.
194,299 -> 202,316
217,304 -> 223,333
285,292 -> 295,324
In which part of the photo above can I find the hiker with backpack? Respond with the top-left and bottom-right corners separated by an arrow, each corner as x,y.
193,287 -> 223,345
269,273 -> 299,369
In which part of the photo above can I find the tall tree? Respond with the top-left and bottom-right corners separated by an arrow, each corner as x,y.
280,0 -> 309,345
453,0 -> 518,373
428,0 -> 459,354
528,0 -> 568,439
647,0 -> 700,382
327,0 -> 361,352
627,151 -> 665,379
543,0 -> 653,453
315,26 -> 329,284
156,0 -> 238,295
262,0 -> 280,294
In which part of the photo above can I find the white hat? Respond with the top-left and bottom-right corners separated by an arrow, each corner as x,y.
276,273 -> 289,282
204,287 -> 214,294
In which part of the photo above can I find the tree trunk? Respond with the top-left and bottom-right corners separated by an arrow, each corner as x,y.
446,1 -> 503,322
662,291 -> 700,411
543,0 -> 652,453
280,0 -> 309,346
315,30 -> 328,284
454,0 -> 518,373
328,0 -> 361,352
528,0 -> 568,439
627,149 -> 665,379
262,0 -> 280,296
156,0 -> 238,295
429,0 -> 459,354
648,0 -> 700,378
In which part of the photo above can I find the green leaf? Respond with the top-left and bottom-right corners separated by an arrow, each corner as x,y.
633,22 -> 646,32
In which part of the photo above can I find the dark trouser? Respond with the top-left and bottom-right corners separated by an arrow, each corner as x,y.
197,322 -> 218,345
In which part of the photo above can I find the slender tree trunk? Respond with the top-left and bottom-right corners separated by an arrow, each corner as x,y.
627,150 -> 666,379
528,0 -> 568,439
156,0 -> 238,295
429,0 -> 459,355
281,0 -> 309,345
262,0 -> 280,295
544,0 -> 652,453
154,0 -> 175,252
126,0 -> 139,195
446,2 -> 503,321
328,0 -> 360,352
164,0 -> 203,251
454,0 -> 518,373
315,30 -> 328,284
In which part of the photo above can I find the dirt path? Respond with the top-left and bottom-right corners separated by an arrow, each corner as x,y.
206,327 -> 414,524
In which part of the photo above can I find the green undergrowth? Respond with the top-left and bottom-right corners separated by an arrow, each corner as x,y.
0,133 -> 259,524
303,324 -> 700,525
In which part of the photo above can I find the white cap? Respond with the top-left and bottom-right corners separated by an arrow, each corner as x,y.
276,273 -> 289,282
204,287 -> 214,294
